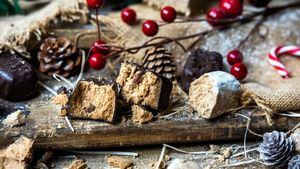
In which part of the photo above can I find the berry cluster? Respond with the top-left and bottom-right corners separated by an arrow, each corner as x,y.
206,0 -> 271,26
226,50 -> 248,80
121,6 -> 177,37
86,0 -> 109,70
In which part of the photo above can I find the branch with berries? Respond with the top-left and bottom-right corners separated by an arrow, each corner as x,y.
84,0 -> 300,80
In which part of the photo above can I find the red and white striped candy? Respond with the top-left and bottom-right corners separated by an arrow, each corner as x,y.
268,45 -> 300,78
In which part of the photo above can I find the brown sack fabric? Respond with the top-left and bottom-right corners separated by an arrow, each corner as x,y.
241,78 -> 300,114
0,0 -> 87,58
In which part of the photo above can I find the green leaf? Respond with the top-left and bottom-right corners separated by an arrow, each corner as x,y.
12,0 -> 24,14
0,0 -> 15,15
0,0 -> 24,16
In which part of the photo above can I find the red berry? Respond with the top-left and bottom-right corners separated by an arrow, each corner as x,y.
161,6 -> 177,23
86,0 -> 105,9
227,50 -> 243,65
219,0 -> 243,17
206,7 -> 227,26
231,63 -> 248,80
121,8 -> 137,25
88,53 -> 106,70
142,20 -> 159,37
92,40 -> 109,55
248,0 -> 271,7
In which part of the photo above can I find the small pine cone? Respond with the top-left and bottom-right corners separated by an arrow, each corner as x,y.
38,37 -> 82,77
259,131 -> 295,168
143,46 -> 176,80
289,155 -> 300,169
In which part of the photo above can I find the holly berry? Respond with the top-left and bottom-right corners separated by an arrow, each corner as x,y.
219,0 -> 243,17
88,53 -> 106,70
227,50 -> 243,65
91,40 -> 110,55
248,0 -> 271,7
231,63 -> 248,80
206,7 -> 227,26
86,0 -> 105,9
142,20 -> 159,37
121,8 -> 137,25
161,6 -> 177,23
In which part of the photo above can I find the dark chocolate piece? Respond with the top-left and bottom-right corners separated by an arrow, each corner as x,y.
66,78 -> 118,123
116,62 -> 173,111
0,54 -> 38,101
180,49 -> 223,92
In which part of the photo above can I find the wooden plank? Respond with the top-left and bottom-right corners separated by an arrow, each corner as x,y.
0,100 -> 297,150
34,114 -> 294,150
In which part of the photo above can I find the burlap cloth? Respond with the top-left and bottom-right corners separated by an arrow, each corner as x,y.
143,0 -> 191,16
0,0 -> 87,58
241,79 -> 300,113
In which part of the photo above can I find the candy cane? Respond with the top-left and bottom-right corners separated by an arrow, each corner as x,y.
268,45 -> 300,78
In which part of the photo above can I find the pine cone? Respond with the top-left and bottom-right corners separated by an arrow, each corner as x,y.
38,37 -> 82,77
258,131 -> 295,168
143,46 -> 176,80
289,155 -> 300,169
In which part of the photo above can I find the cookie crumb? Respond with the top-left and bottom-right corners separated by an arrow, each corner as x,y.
52,93 -> 69,106
132,105 -> 153,125
0,136 -> 34,169
2,110 -> 26,127
106,156 -> 133,169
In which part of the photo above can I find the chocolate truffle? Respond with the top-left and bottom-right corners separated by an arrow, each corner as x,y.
67,79 -> 118,123
180,49 -> 223,92
0,54 -> 38,101
116,62 -> 173,111
189,71 -> 240,119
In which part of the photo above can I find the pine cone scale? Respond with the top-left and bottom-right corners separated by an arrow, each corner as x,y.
38,36 -> 81,77
288,155 -> 300,169
259,131 -> 295,168
143,46 -> 176,81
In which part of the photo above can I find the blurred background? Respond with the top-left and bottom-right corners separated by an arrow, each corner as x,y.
0,0 -> 215,16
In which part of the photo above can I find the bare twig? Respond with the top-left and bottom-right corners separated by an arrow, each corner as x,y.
65,116 -> 75,132
70,150 -> 139,157
103,1 -> 300,58
156,145 -> 166,169
163,144 -> 215,155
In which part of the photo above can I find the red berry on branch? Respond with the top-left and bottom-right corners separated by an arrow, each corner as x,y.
231,63 -> 248,80
219,0 -> 243,17
86,0 -> 105,9
142,20 -> 159,37
206,7 -> 227,26
121,8 -> 137,25
161,6 -> 177,23
92,40 -> 110,55
248,0 -> 271,7
88,53 -> 106,70
227,50 -> 243,65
